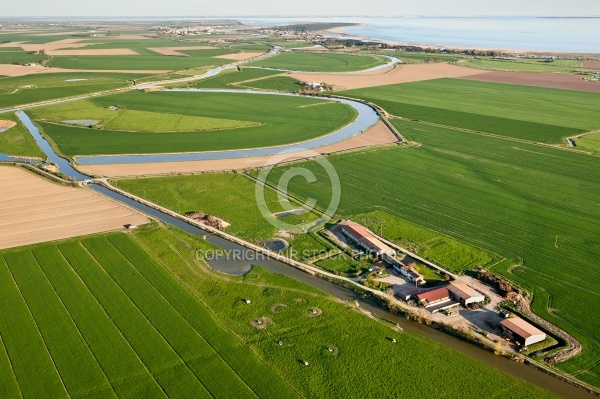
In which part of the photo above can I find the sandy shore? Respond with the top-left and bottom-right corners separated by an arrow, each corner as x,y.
0,166 -> 148,250
77,120 -> 398,177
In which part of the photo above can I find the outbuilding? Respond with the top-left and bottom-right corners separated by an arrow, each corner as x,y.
448,283 -> 485,306
501,317 -> 546,346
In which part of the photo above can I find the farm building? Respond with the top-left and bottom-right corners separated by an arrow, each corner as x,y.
416,286 -> 459,313
390,261 -> 425,285
447,283 -> 485,306
339,221 -> 395,257
500,317 -> 546,346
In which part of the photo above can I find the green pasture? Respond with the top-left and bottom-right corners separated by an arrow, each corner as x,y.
353,211 -> 500,272
135,223 -> 557,399
32,91 -> 356,156
240,75 -> 303,92
248,51 -> 388,72
462,57 -> 584,73
259,119 -> 600,387
0,112 -> 44,157
116,173 -> 329,259
0,73 -> 147,109
341,78 -> 600,143
30,99 -> 257,132
191,68 -> 283,89
574,132 -> 600,153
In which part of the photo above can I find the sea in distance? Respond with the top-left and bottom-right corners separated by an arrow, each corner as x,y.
240,17 -> 600,53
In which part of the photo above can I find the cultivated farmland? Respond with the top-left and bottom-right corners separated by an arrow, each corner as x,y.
259,120 -> 600,387
32,91 -> 357,156
0,224 -> 557,398
341,78 -> 600,143
0,72 -> 147,109
248,52 -> 388,72
0,166 -> 148,250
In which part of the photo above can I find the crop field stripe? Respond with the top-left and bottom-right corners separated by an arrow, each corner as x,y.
78,239 -> 216,399
63,241 -> 212,399
29,250 -> 118,399
107,236 -> 261,398
4,250 -> 115,399
107,233 -> 301,399
86,235 -> 260,399
37,245 -> 168,399
55,243 -> 169,399
0,255 -> 70,399
0,331 -> 22,398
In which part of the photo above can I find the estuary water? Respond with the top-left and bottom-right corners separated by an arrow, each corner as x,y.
241,17 -> 600,53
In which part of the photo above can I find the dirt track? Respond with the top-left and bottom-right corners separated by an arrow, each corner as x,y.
290,63 -> 490,90
0,166 -> 148,250
77,121 -> 398,177
460,71 -> 600,93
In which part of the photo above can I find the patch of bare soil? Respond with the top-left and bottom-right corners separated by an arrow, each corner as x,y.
460,70 -> 600,93
583,60 -> 600,70
0,166 -> 148,250
45,49 -> 140,56
0,120 -> 17,130
289,63 -> 488,90
148,46 -> 215,56
250,317 -> 272,329
213,52 -> 266,61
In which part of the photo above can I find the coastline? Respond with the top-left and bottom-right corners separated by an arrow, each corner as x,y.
323,25 -> 600,57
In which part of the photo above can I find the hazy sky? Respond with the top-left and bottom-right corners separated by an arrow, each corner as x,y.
3,0 -> 599,17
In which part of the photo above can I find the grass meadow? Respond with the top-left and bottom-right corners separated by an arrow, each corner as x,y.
341,78 -> 600,143
0,73 -> 147,109
574,132 -> 600,153
0,112 -> 44,157
249,52 -> 388,72
462,57 -> 584,73
32,90 -> 356,156
259,119 -> 600,387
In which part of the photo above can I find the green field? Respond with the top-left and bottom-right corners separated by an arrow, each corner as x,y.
249,52 -> 388,72
32,90 -> 356,156
0,222 -> 555,398
115,173 -> 331,260
341,78 -> 600,143
239,75 -> 303,92
191,68 -> 283,89
0,49 -> 47,65
462,57 -> 584,73
0,73 -> 148,109
353,211 -> 500,272
386,51 -> 466,64
47,54 -> 230,71
0,112 -> 44,157
30,99 -> 258,132
188,68 -> 302,91
258,120 -> 600,387
574,132 -> 600,153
